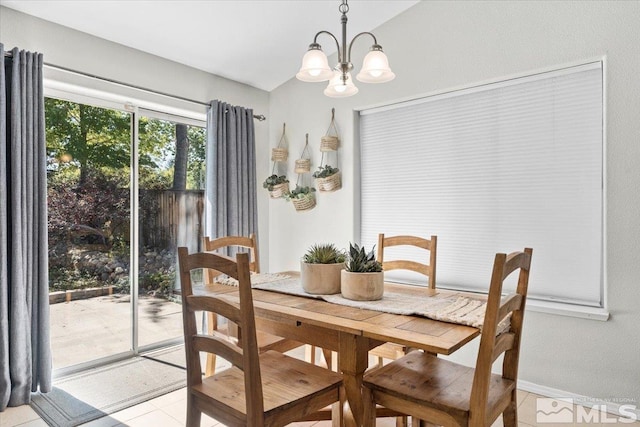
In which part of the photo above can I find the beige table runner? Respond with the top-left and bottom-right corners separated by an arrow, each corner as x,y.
216,273 -> 507,332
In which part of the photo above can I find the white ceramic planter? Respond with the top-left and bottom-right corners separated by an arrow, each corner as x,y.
300,261 -> 345,294
340,270 -> 384,301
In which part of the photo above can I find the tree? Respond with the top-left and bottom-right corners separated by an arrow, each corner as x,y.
172,124 -> 189,190
45,98 -> 131,184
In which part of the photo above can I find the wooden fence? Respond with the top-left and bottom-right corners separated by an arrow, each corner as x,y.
139,189 -> 204,253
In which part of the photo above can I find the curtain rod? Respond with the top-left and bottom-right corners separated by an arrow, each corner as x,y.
2,51 -> 266,121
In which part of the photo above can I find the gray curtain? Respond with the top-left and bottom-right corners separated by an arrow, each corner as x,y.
0,45 -> 52,411
204,100 -> 258,247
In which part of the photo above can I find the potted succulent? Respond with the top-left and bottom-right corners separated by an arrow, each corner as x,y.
300,243 -> 346,294
341,243 -> 384,301
313,165 -> 342,192
285,185 -> 316,211
263,174 -> 289,198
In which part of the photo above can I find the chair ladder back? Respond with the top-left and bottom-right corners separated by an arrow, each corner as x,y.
203,234 -> 260,277
502,248 -> 532,382
469,248 -> 532,426
377,234 -> 437,289
178,247 -> 265,420
178,247 -> 206,388
235,251 -> 265,424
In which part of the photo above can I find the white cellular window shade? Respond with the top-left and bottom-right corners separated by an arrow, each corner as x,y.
359,62 -> 603,307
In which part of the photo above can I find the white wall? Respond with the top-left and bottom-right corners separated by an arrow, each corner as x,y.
269,1 -> 640,403
0,6 -> 272,264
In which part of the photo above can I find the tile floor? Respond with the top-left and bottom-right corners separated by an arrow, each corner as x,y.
3,386 -> 639,427
3,298 -> 638,426
0,385 -> 508,427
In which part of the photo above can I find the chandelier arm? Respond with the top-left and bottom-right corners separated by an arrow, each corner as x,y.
312,30 -> 343,63
347,31 -> 379,63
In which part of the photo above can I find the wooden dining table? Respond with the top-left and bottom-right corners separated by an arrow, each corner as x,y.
198,272 -> 480,427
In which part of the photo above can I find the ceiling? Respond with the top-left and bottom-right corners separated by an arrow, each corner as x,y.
1,0 -> 419,92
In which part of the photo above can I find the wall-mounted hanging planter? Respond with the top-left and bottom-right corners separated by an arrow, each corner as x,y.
295,139 -> 311,174
264,176 -> 290,199
315,109 -> 342,192
271,123 -> 289,161
314,165 -> 342,192
290,190 -> 316,211
265,123 -> 289,198
286,133 -> 316,211
320,108 -> 340,152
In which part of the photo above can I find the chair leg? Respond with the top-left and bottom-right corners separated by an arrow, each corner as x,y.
396,415 -> 408,426
331,385 -> 346,427
362,386 -> 376,427
186,394 -> 201,427
502,390 -> 518,427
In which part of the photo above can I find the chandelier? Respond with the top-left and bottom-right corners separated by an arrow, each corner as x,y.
296,0 -> 395,98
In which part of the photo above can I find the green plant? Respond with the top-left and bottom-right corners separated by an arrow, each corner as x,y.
140,271 -> 176,298
285,185 -> 315,200
345,243 -> 383,273
312,165 -> 339,179
262,174 -> 289,191
302,243 -> 346,264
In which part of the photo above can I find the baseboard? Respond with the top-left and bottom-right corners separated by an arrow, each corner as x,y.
517,379 -> 640,421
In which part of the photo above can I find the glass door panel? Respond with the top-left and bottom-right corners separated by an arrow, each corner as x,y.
137,113 -> 206,348
46,98 -> 132,369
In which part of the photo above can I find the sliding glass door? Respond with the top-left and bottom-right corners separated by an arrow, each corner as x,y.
46,97 -> 206,372
136,110 -> 206,348
46,98 -> 133,369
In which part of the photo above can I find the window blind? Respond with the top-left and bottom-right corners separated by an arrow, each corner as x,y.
359,62 -> 603,307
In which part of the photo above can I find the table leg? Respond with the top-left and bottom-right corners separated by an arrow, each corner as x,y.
339,332 -> 369,427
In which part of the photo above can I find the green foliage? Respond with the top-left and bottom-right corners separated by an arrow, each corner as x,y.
263,174 -> 289,191
46,98 -> 206,191
45,97 -> 206,298
313,165 -> 339,179
45,98 -> 131,183
186,126 -> 206,189
138,117 -> 206,191
345,243 -> 383,273
49,268 -> 102,292
303,243 -> 346,264
285,185 -> 315,200
140,271 -> 176,298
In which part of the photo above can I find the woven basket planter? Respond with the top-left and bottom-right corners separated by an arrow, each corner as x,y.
316,171 -> 342,192
268,182 -> 290,199
295,158 -> 311,174
292,193 -> 316,211
271,147 -> 288,162
320,135 -> 340,152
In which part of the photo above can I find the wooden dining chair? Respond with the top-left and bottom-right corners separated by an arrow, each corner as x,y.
362,248 -> 533,427
366,234 -> 439,426
178,247 -> 344,427
202,234 -> 304,376
373,234 -> 438,364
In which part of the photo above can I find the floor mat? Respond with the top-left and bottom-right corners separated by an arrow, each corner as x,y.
30,346 -> 187,427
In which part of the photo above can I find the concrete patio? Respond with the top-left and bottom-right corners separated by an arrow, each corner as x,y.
50,294 -> 184,370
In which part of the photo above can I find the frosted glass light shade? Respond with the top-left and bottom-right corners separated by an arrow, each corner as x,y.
296,47 -> 333,82
356,49 -> 396,83
324,71 -> 359,98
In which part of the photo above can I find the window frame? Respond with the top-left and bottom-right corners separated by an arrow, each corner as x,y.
356,60 -> 609,321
